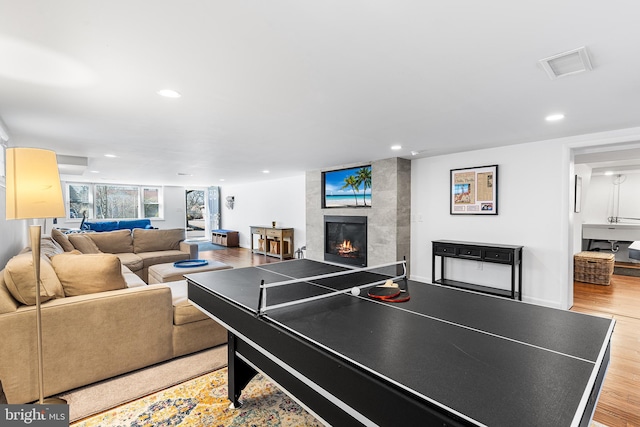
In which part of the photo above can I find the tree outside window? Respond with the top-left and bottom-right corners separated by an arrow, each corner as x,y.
68,184 -> 92,219
66,183 -> 163,220
94,185 -> 139,219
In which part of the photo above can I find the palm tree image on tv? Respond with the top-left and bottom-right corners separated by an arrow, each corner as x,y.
357,167 -> 371,206
323,165 -> 372,208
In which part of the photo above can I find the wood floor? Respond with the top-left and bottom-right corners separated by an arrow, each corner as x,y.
199,248 -> 640,427
572,274 -> 640,427
198,246 -> 282,269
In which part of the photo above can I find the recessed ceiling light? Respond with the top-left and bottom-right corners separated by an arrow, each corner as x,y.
545,113 -> 565,122
604,171 -> 614,176
104,154 -> 117,158
219,178 -> 225,182
90,170 -> 100,173
262,170 -> 270,174
157,89 -> 181,98
391,144 -> 402,150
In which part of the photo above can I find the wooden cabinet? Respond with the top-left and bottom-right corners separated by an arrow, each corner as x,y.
250,226 -> 294,260
432,240 -> 523,300
211,229 -> 239,247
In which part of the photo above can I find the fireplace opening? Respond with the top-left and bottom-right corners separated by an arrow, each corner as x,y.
324,215 -> 367,267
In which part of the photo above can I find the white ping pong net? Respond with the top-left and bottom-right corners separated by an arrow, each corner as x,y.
257,260 -> 407,316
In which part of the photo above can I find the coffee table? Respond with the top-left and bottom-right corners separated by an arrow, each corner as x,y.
148,260 -> 232,284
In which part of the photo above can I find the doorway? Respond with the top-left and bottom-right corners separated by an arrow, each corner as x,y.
186,189 -> 206,240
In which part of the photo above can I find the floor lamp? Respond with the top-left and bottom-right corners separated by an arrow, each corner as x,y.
5,147 -> 67,404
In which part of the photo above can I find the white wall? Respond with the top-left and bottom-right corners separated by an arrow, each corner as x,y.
411,140 -> 569,308
160,186 -> 190,229
582,172 -> 640,224
220,174 -> 306,252
0,185 -> 29,268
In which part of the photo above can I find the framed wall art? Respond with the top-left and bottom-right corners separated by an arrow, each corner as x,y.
450,164 -> 498,215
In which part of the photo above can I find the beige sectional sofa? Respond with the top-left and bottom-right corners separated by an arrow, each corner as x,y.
0,230 -> 227,404
59,228 -> 198,283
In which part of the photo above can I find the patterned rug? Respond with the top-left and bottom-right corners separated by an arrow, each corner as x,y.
71,367 -> 323,427
70,367 -> 610,427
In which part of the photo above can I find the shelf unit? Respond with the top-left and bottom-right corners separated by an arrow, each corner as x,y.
211,229 -> 239,247
432,240 -> 523,300
250,226 -> 294,260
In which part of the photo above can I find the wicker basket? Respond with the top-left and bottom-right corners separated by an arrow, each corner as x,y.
574,251 -> 615,285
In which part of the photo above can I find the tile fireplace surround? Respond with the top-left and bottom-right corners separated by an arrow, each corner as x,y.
305,157 -> 411,271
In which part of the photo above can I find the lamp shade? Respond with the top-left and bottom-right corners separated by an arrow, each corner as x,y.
6,147 -> 65,220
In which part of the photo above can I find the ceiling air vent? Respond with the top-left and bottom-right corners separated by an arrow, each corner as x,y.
539,46 -> 592,80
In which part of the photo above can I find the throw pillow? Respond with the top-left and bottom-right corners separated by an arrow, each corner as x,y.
3,253 -> 65,305
21,236 -> 65,258
133,228 -> 185,253
40,236 -> 65,258
51,253 -> 127,297
67,234 -> 102,254
51,228 -> 75,252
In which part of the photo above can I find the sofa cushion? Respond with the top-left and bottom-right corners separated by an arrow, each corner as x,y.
3,253 -> 65,305
67,234 -> 102,254
51,228 -> 75,252
51,253 -> 127,297
121,265 -> 147,288
0,273 -> 19,314
133,228 -> 185,253
163,280 -> 210,325
87,229 -> 134,254
115,252 -> 144,273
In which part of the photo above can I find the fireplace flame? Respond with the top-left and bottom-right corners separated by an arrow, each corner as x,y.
337,240 -> 359,257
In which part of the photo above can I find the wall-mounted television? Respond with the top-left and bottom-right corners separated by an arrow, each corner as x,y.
322,165 -> 372,208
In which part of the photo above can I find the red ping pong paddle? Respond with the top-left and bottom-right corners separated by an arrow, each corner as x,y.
367,286 -> 401,300
384,290 -> 410,303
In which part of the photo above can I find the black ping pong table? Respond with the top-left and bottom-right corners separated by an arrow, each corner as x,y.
187,259 -> 614,427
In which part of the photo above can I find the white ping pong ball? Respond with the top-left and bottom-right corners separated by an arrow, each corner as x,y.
351,287 -> 360,296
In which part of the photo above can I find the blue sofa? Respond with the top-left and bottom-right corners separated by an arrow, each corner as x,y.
82,219 -> 153,232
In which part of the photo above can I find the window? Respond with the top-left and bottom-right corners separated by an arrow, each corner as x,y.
95,185 -> 139,219
68,184 -> 92,219
143,187 -> 160,218
65,183 -> 163,220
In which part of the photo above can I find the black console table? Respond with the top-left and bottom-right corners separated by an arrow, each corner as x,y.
432,240 -> 523,300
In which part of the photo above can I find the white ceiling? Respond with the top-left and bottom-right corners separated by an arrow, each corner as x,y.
2,1 -> 640,186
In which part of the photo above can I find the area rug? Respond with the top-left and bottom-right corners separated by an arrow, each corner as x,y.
60,345 -> 227,422
197,242 -> 227,252
71,367 -> 323,427
67,364 -> 608,427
